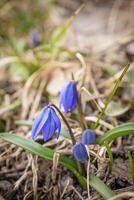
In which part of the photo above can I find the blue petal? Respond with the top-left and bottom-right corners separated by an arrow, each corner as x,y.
59,82 -> 71,112
59,90 -> 66,111
81,129 -> 96,145
70,85 -> 79,110
73,143 -> 88,162
32,106 -> 50,140
42,111 -> 56,141
51,108 -> 61,139
59,81 -> 78,113
65,83 -> 75,112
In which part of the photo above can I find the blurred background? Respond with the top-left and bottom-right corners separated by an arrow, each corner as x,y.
0,0 -> 134,80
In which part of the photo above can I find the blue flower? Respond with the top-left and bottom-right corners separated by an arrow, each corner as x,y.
31,31 -> 40,47
81,129 -> 95,145
32,106 -> 61,141
59,81 -> 79,113
73,143 -> 88,161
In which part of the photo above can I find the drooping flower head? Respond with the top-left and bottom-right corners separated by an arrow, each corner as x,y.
32,106 -> 61,141
81,129 -> 96,145
59,80 -> 79,113
73,143 -> 88,162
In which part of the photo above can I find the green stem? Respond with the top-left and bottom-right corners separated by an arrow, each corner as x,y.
105,142 -> 113,173
93,64 -> 130,129
128,151 -> 134,183
50,104 -> 76,145
50,103 -> 85,175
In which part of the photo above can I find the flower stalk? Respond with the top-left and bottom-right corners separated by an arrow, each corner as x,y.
50,104 -> 76,145
50,103 -> 85,175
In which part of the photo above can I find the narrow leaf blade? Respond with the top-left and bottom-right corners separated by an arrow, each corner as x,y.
128,151 -> 134,183
97,123 -> 134,145
90,174 -> 115,199
105,142 -> 113,172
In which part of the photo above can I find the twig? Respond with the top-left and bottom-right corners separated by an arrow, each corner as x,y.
109,192 -> 134,200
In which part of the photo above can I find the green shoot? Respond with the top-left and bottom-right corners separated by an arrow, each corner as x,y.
93,64 -> 130,129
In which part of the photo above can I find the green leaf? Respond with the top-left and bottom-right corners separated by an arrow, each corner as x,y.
49,16 -> 75,59
93,64 -> 130,129
97,123 -> 134,145
89,174 -> 114,199
51,16 -> 74,47
0,133 -> 115,199
105,142 -> 113,172
105,101 -> 130,117
128,151 -> 134,183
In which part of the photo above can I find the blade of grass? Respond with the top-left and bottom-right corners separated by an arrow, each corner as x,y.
97,122 -> 134,145
93,64 -> 130,129
105,142 -> 113,173
49,15 -> 75,60
0,132 -> 115,199
51,16 -> 74,47
50,4 -> 84,48
128,151 -> 134,183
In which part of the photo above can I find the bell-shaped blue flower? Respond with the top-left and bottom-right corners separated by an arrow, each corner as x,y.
81,129 -> 95,145
59,81 -> 79,113
73,143 -> 88,162
32,106 -> 61,141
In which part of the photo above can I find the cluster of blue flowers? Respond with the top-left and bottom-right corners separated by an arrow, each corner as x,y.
32,80 -> 95,162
